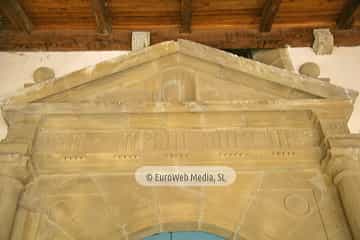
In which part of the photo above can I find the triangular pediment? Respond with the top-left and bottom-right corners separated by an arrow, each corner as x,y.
4,40 -> 358,105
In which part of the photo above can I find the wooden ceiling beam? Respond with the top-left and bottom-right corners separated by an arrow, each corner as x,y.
1,28 -> 360,51
90,0 -> 111,35
260,0 -> 282,32
0,0 -> 32,33
337,0 -> 360,29
0,16 -> 3,30
180,0 -> 192,33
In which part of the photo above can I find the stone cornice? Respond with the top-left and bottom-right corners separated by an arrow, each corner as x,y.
2,98 -> 353,115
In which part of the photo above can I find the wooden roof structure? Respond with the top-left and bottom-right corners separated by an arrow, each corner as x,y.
0,0 -> 360,51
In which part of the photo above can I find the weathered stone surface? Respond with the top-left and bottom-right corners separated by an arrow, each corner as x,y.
32,66 -> 55,83
252,48 -> 295,71
0,176 -> 23,240
0,40 -> 359,240
299,62 -> 321,78
322,135 -> 360,239
319,77 -> 331,82
131,31 -> 150,51
313,29 -> 334,55
5,40 -> 357,105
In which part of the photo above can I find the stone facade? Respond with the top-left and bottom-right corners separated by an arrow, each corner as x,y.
0,40 -> 359,240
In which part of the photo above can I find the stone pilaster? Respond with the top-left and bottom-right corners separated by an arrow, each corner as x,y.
0,152 -> 29,240
0,176 -> 24,239
323,135 -> 360,240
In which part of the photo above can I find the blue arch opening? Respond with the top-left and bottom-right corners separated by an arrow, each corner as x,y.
144,231 -> 224,240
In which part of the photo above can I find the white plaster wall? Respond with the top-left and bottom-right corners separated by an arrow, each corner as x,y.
288,46 -> 360,133
0,51 -> 126,140
0,46 -> 359,141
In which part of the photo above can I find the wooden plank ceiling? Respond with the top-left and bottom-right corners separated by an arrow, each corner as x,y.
0,0 -> 360,51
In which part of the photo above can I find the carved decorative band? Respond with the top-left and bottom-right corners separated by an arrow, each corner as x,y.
34,128 -> 321,154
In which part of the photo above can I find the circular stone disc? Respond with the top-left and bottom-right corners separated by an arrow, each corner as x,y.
299,62 -> 320,78
284,194 -> 310,216
33,67 -> 55,83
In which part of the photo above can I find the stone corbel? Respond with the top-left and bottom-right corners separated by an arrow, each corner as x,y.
0,153 -> 29,240
322,135 -> 360,240
313,28 -> 334,55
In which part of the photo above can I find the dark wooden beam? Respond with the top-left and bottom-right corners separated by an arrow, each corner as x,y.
0,30 -> 130,51
0,0 -> 32,33
180,0 -> 192,33
337,0 -> 360,29
1,28 -> 360,51
90,0 -> 112,35
0,16 -> 3,30
260,0 -> 282,32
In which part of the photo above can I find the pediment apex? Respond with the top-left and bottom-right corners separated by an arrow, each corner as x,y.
177,39 -> 357,102
3,39 -> 358,105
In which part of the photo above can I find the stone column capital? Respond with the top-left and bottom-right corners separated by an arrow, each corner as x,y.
322,135 -> 360,184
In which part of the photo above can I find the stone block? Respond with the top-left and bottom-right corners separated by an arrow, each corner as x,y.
313,29 -> 334,55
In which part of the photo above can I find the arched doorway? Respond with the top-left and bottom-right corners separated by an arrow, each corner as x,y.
145,231 -> 224,240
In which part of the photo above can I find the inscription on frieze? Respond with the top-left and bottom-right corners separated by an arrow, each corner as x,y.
35,128 -> 321,154
31,111 -> 324,172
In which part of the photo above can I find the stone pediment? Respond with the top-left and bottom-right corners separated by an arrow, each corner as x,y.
4,40 -> 358,105
2,40 -> 360,240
